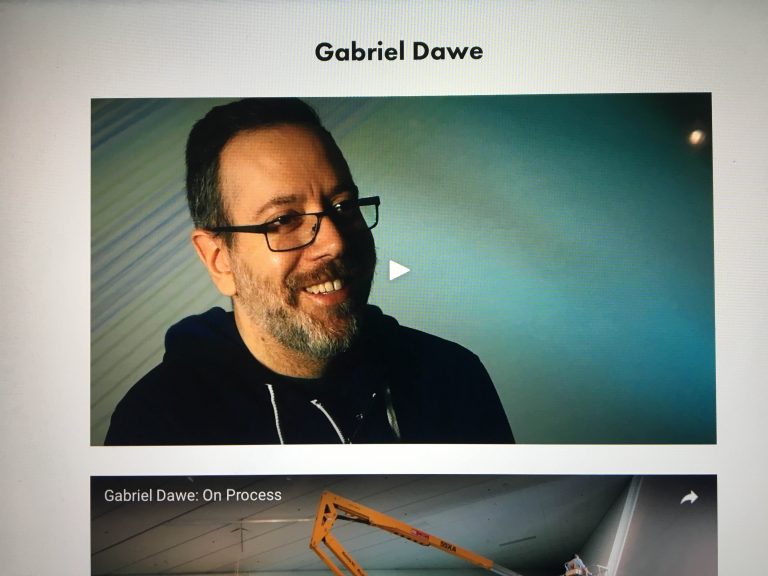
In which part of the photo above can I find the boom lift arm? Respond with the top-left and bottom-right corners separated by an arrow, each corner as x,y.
309,491 -> 523,576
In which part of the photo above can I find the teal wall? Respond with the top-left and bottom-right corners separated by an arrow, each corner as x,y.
91,95 -> 714,444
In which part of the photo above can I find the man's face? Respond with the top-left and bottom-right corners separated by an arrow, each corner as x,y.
218,124 -> 376,360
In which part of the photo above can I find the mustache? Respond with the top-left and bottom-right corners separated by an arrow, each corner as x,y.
285,259 -> 362,292
283,245 -> 377,307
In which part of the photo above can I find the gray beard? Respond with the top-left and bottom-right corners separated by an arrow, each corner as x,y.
231,259 -> 362,361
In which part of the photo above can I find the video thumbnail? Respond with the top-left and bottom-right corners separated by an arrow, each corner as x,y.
92,474 -> 716,575
92,95 -> 714,445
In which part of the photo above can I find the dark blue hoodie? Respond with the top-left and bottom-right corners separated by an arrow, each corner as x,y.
105,306 -> 514,445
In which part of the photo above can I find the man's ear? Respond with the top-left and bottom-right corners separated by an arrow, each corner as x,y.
191,229 -> 236,296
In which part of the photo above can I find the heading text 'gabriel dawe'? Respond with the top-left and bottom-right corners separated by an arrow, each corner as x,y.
315,41 -> 484,62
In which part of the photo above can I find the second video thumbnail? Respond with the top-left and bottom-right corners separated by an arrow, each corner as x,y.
92,474 -> 715,576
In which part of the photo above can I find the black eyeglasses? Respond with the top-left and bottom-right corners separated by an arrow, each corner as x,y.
207,196 -> 380,252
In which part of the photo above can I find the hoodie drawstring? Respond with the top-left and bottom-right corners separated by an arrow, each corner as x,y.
265,384 -> 285,445
310,399 -> 348,444
266,384 -> 348,444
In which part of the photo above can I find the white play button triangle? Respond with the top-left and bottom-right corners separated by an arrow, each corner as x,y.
389,260 -> 410,281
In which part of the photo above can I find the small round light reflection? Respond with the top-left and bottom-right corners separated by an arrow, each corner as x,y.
688,129 -> 707,146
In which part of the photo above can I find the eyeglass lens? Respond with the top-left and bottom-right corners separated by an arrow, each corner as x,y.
267,203 -> 378,251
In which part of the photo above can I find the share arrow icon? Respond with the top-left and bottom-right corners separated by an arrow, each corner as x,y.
680,491 -> 698,504
389,260 -> 410,281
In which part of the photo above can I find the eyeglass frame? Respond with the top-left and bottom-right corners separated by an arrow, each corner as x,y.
206,195 -> 380,252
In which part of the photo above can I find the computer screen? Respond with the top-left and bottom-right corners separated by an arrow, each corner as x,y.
1,2 -> 766,574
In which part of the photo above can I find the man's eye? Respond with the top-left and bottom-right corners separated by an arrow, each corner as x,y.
265,213 -> 303,232
334,200 -> 357,215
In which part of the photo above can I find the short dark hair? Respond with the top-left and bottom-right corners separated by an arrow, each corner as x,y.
185,98 -> 330,242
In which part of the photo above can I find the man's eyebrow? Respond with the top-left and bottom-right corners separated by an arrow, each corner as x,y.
333,182 -> 359,197
252,194 -> 301,220
252,184 -> 358,220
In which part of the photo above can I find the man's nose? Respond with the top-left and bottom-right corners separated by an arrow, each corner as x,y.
307,213 -> 346,260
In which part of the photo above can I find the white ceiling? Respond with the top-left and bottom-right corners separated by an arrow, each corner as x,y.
92,475 -> 630,575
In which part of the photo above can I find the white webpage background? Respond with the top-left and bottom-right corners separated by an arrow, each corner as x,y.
1,0 -> 766,573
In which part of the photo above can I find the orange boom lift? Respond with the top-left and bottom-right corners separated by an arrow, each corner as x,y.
310,491 -> 523,576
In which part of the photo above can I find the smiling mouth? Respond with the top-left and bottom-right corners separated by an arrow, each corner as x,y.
304,278 -> 345,295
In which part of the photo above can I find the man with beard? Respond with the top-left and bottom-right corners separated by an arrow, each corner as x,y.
105,98 -> 514,445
